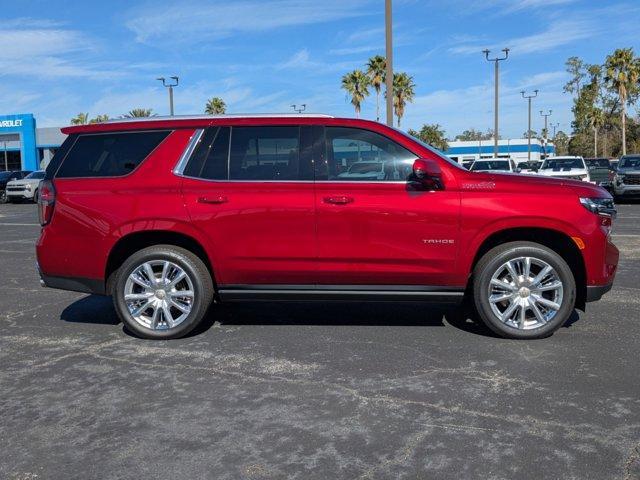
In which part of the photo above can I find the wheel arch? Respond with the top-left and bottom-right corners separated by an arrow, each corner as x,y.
105,230 -> 216,295
469,227 -> 587,310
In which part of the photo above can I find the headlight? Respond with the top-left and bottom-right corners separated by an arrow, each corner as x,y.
25,184 -> 32,191
615,173 -> 626,184
576,174 -> 588,181
579,197 -> 616,217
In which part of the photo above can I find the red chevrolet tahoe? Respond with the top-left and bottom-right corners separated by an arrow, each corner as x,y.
36,115 -> 619,340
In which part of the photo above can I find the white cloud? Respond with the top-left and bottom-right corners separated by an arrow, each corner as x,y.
126,0 -> 372,44
450,20 -> 594,55
276,49 -> 354,72
0,28 -> 87,60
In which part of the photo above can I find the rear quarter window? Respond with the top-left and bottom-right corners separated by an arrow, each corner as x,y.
55,130 -> 170,178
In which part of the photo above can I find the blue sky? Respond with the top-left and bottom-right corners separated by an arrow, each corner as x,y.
1,0 -> 638,138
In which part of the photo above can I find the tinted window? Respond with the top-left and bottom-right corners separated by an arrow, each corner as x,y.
325,127 -> 416,181
229,126 -> 301,180
0,172 -> 12,180
619,157 -> 640,169
471,160 -> 510,171
56,131 -> 170,178
183,127 -> 230,180
585,158 -> 610,168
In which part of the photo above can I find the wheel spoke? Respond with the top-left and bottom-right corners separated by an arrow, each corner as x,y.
162,304 -> 174,328
533,295 -> 560,311
523,257 -> 531,280
143,262 -> 156,286
505,261 -> 519,282
500,301 -> 519,323
170,299 -> 190,314
490,278 -> 516,291
530,301 -> 546,324
171,290 -> 194,299
518,304 -> 526,328
489,292 -> 514,303
131,272 -> 153,290
125,292 -> 153,301
168,270 -> 186,288
149,304 -> 160,329
131,299 -> 153,317
531,265 -> 552,287
535,281 -> 563,292
160,261 -> 171,285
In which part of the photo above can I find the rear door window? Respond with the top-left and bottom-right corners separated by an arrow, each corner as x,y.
55,130 -> 170,178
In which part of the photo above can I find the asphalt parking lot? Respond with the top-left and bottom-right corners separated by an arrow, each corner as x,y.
1,202 -> 639,480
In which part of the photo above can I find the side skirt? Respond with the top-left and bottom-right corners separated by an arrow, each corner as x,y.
217,285 -> 465,304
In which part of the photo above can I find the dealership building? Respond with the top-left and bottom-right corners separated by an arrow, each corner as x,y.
0,114 -> 66,172
445,138 -> 555,165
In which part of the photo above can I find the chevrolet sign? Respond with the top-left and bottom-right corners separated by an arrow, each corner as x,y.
0,119 -> 23,128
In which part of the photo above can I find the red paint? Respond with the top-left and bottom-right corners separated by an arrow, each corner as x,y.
38,116 -> 618,295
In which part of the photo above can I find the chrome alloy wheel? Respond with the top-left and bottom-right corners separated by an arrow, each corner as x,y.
487,256 -> 564,330
124,260 -> 195,330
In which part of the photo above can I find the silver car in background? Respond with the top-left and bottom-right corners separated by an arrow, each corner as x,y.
6,170 -> 45,203
613,155 -> 640,199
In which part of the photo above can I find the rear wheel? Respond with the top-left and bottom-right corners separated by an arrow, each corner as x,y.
472,241 -> 576,339
113,245 -> 214,339
0,190 -> 6,203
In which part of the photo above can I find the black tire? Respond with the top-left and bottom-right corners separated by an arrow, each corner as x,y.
472,241 -> 576,339
32,189 -> 39,204
112,245 -> 214,339
0,190 -> 6,204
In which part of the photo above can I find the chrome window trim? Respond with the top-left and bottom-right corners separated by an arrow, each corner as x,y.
173,129 -> 204,176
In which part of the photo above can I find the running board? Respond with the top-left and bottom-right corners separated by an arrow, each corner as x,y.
217,285 -> 465,303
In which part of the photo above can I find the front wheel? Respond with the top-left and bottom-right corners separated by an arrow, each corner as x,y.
32,189 -> 39,203
113,245 -> 214,339
472,241 -> 576,339
0,190 -> 6,203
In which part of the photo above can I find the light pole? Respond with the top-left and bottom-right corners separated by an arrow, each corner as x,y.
551,122 -> 560,139
483,48 -> 509,157
3,141 -> 7,171
157,76 -> 179,116
539,109 -> 552,158
385,0 -> 394,127
291,104 -> 306,114
521,90 -> 538,162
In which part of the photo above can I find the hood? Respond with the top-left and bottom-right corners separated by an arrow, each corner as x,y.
462,170 -> 609,198
7,178 -> 41,187
537,168 -> 588,177
617,168 -> 640,174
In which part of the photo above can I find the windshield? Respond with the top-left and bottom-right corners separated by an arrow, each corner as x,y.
393,127 -> 466,170
0,171 -> 13,180
348,162 -> 382,174
471,160 -> 510,171
541,157 -> 585,170
585,158 -> 610,168
619,157 -> 640,169
520,161 -> 541,170
24,171 -> 45,180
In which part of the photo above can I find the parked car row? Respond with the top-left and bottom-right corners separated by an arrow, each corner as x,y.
464,154 -> 640,200
0,170 -> 45,203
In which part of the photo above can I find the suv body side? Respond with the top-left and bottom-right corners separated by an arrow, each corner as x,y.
36,117 -> 618,307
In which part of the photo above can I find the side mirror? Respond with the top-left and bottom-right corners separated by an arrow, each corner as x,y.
515,167 -> 522,173
412,158 -> 443,190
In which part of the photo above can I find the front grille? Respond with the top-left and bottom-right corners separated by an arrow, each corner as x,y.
553,175 -> 583,180
623,174 -> 640,185
7,186 -> 26,192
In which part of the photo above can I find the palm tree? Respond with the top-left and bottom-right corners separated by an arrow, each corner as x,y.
604,48 -> 640,155
586,107 -> 605,157
89,114 -> 110,124
341,70 -> 370,118
124,108 -> 154,118
392,72 -> 415,128
70,113 -> 89,125
205,97 -> 227,115
366,55 -> 386,122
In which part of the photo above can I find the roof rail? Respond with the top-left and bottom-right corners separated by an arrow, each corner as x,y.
102,113 -> 334,124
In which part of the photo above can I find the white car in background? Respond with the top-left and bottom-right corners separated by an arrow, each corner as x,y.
6,170 -> 45,203
536,156 -> 591,182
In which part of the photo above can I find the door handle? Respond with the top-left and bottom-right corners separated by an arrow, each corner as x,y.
323,195 -> 354,205
198,195 -> 228,204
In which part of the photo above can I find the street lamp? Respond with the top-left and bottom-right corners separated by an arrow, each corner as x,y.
483,48 -> 509,157
291,104 -> 306,114
385,0 -> 394,127
157,76 -> 179,116
539,109 -> 552,158
521,90 -> 538,162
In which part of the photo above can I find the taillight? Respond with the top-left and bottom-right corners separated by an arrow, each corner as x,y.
38,180 -> 56,226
